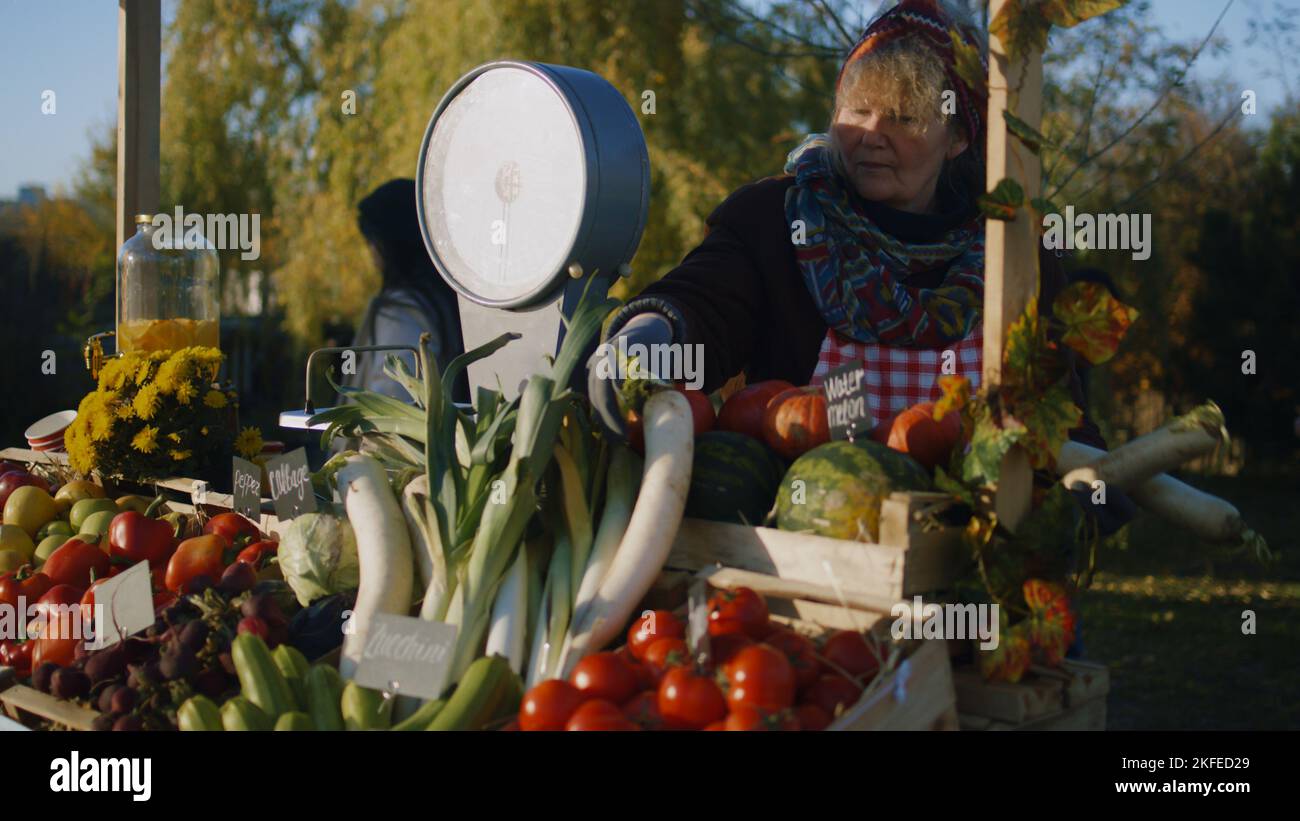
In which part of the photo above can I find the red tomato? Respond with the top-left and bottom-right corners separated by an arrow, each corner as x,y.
236,540 -> 278,570
614,647 -> 658,691
764,629 -> 820,690
108,511 -> 177,567
569,652 -> 639,704
821,630 -> 882,680
41,538 -> 111,590
622,690 -> 665,730
30,584 -> 86,635
708,586 -> 769,639
565,699 -> 638,731
0,567 -> 52,611
32,632 -> 78,668
657,667 -> 727,729
803,674 -> 863,717
794,702 -> 832,731
703,720 -> 727,731
675,386 -> 716,436
723,643 -> 795,712
519,680 -> 588,731
716,380 -> 796,441
626,609 -> 686,661
29,585 -> 86,667
642,637 -> 690,681
707,632 -> 753,668
164,534 -> 229,594
202,512 -> 262,547
79,578 -> 108,624
724,705 -> 800,731
0,639 -> 33,677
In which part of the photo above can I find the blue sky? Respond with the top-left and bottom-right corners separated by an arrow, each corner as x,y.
0,0 -> 1294,200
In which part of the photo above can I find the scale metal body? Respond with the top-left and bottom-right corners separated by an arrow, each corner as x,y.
281,60 -> 649,429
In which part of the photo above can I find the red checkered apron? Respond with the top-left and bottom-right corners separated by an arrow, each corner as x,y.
809,323 -> 983,429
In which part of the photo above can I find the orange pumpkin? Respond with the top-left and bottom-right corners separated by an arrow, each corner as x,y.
762,387 -> 830,460
882,401 -> 962,470
717,380 -> 795,441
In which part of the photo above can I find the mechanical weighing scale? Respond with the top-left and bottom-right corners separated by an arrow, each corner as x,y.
280,60 -> 650,430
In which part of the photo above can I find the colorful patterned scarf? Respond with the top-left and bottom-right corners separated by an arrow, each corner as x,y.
784,134 -> 984,347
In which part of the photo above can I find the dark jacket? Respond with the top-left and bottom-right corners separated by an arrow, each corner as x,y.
607,174 -> 1107,449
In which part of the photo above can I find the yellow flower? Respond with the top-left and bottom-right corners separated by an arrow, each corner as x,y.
234,426 -> 263,459
66,415 -> 97,474
89,396 -> 116,443
169,449 -> 192,461
114,402 -> 134,420
154,359 -> 179,394
167,431 -> 182,443
175,380 -> 196,405
203,389 -> 227,409
135,359 -> 154,385
98,358 -> 128,391
131,425 -> 160,454
133,383 -> 161,421
200,426 -> 209,436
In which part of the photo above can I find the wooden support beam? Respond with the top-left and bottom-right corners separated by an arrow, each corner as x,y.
116,0 -> 162,343
982,0 -> 1042,533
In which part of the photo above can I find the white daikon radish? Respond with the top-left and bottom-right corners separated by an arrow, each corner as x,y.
1060,401 -> 1224,492
563,390 -> 693,660
337,453 -> 414,680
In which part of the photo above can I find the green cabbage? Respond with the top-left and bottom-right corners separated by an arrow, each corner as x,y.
278,512 -> 360,606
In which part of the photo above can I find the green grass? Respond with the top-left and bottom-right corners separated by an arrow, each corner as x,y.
1077,472 -> 1300,729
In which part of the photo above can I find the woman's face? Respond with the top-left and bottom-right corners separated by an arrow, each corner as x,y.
831,103 -> 968,214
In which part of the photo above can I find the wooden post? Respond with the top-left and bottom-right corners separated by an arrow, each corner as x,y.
982,0 -> 1042,532
116,0 -> 162,343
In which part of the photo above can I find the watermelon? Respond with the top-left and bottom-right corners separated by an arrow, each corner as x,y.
775,440 -> 931,542
685,431 -> 787,525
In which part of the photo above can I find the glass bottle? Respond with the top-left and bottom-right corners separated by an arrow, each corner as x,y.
116,214 -> 220,353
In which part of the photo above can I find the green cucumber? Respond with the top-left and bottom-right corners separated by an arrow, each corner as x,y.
305,664 -> 346,731
221,696 -> 272,731
272,645 -> 310,711
427,655 -> 513,731
341,681 -> 392,730
231,634 -> 296,719
274,711 -> 316,731
178,695 -> 223,731
391,698 -> 447,731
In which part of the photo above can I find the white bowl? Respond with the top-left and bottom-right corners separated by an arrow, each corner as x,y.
25,410 -> 76,445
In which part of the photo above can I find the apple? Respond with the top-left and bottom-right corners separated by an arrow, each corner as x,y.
0,471 -> 51,511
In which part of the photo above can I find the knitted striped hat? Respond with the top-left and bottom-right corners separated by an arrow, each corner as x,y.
836,0 -> 987,151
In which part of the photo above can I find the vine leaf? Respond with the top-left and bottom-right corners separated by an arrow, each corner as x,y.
962,403 -> 1027,487
978,614 -> 1032,683
949,29 -> 987,99
1029,196 -> 1060,218
934,374 -> 971,421
1003,110 -> 1055,154
1053,281 -> 1140,365
1008,379 -> 1082,470
1003,299 -> 1060,394
978,177 -> 1025,221
1042,0 -> 1127,29
1023,578 -> 1077,666
989,0 -> 1051,61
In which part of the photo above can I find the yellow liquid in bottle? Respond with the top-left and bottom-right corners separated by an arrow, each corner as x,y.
118,318 -> 219,353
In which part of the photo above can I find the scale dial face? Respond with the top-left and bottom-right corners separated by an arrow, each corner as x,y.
421,66 -> 587,306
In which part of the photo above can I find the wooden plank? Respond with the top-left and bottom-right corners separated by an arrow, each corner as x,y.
0,685 -> 100,731
700,566 -> 901,615
829,640 -> 957,731
1061,659 -> 1110,707
952,667 -> 1065,724
116,0 -> 161,264
669,517 -> 961,602
964,697 -> 1107,731
983,0 -> 1043,534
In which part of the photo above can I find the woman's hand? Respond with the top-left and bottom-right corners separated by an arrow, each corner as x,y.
586,312 -> 675,439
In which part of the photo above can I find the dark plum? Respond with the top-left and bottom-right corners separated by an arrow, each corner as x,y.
32,662 -> 60,694
178,620 -> 209,651
91,713 -> 117,732
110,686 -> 137,713
217,562 -> 256,596
122,637 -> 155,664
158,646 -> 197,680
98,683 -> 123,713
51,668 -> 91,700
182,575 -> 214,595
112,714 -> 144,731
84,646 -> 127,683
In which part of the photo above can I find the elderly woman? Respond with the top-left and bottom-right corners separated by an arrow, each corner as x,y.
590,0 -> 1106,452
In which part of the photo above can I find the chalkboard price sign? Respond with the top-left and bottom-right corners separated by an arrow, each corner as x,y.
266,448 -> 317,520
822,360 -> 873,441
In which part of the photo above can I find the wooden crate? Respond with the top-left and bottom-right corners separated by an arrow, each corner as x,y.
0,684 -> 100,731
953,659 -> 1109,731
0,446 -> 290,538
687,566 -> 959,731
668,491 -> 965,628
